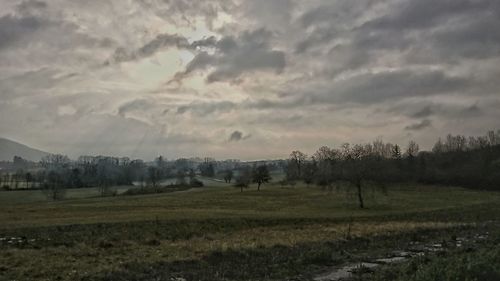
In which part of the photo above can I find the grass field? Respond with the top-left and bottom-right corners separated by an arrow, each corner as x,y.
1,182 -> 499,280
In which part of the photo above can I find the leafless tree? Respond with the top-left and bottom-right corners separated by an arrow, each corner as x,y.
289,151 -> 307,180
252,165 -> 271,191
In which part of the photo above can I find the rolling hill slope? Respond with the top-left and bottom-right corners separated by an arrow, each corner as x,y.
0,138 -> 50,162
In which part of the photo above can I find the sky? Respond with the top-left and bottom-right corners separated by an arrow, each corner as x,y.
0,0 -> 499,160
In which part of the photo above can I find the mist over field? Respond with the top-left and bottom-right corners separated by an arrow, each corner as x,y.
1,1 -> 500,280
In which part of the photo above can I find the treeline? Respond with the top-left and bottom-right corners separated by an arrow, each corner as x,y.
285,130 -> 500,197
419,133 -> 500,189
1,130 -> 498,202
0,154 -> 245,199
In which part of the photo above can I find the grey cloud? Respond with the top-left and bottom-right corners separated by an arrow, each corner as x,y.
228,130 -> 251,142
296,0 -> 375,53
0,1 -> 116,71
295,29 -> 338,54
109,32 -> 237,65
229,130 -> 243,141
175,29 -> 286,83
183,51 -> 216,73
361,0 -> 500,62
0,68 -> 77,99
460,102 -> 482,117
239,69 -> 469,112
118,99 -> 153,117
246,114 -> 306,127
411,105 -> 434,118
322,70 -> 469,105
17,0 -> 48,14
405,119 -> 432,131
191,36 -> 218,49
237,69 -> 472,117
385,101 -> 484,121
17,0 -> 48,13
243,98 -> 303,110
426,15 -> 500,61
300,0 -> 373,28
176,101 -> 236,116
364,0 -> 496,31
236,0 -> 294,35
136,0 -> 236,29
109,33 -> 190,63
0,14 -> 46,49
295,0 -> 500,76
138,34 -> 190,57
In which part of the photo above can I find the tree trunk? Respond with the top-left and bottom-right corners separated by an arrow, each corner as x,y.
356,181 -> 364,209
258,182 -> 261,191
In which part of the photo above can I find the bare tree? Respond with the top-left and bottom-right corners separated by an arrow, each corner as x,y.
302,160 -> 317,187
289,151 -> 307,180
176,169 -> 187,186
223,169 -> 233,183
235,166 -> 252,192
252,165 -> 272,191
313,146 -> 337,190
42,170 -> 66,200
391,144 -> 402,160
337,143 -> 388,208
406,140 -> 420,158
25,172 -> 33,189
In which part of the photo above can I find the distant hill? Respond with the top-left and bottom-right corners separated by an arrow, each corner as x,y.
0,138 -> 50,162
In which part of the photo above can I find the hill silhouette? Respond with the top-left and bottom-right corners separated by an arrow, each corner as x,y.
0,138 -> 50,162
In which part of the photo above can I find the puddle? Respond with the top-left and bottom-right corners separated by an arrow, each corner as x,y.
314,262 -> 379,281
0,236 -> 36,246
375,256 -> 407,264
312,231 -> 490,281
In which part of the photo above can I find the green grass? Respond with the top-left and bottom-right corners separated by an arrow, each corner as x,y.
0,183 -> 499,281
0,185 -> 133,205
0,183 -> 498,228
373,236 -> 500,281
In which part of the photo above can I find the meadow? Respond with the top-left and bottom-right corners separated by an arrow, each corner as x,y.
0,182 -> 499,281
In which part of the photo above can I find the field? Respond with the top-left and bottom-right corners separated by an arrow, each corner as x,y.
1,182 -> 500,281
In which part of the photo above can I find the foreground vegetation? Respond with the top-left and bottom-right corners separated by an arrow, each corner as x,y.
1,183 -> 499,280
373,238 -> 500,281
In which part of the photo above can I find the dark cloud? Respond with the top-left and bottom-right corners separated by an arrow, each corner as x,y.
411,106 -> 434,118
17,0 -> 48,14
385,101 -> 484,121
460,102 -> 482,117
295,0 -> 500,77
302,70 -> 470,106
405,119 -> 432,131
228,130 -> 251,142
109,33 -> 190,63
174,29 -> 286,83
0,14 -> 46,49
136,0 -> 236,29
425,15 -> 500,61
359,0 -> 500,63
296,0 -> 374,53
229,130 -> 243,141
364,0 -> 497,31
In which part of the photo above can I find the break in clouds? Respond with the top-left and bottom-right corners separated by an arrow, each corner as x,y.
1,0 -> 499,160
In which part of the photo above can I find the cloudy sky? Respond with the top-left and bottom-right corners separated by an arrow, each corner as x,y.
1,0 -> 499,160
